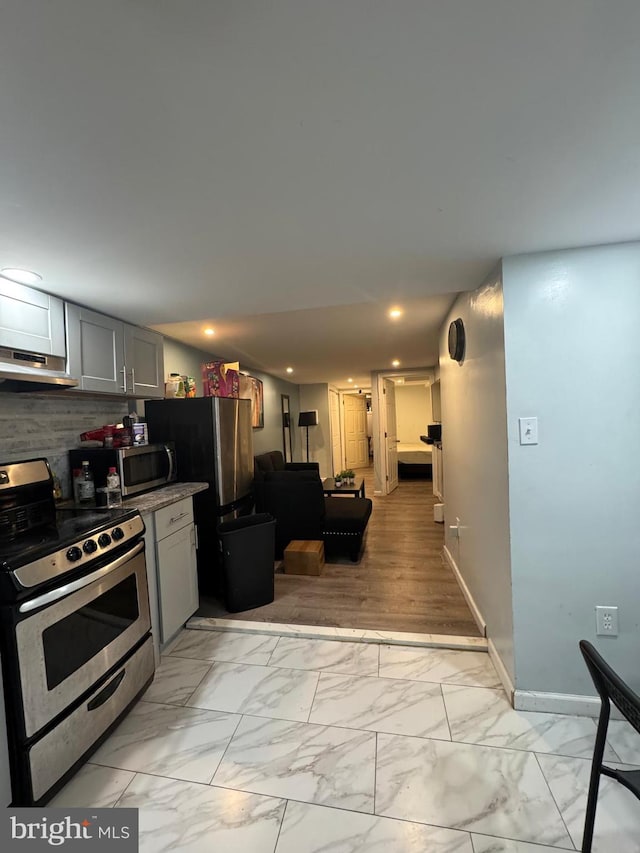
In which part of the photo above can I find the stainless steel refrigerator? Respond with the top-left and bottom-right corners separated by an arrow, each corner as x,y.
145,397 -> 254,592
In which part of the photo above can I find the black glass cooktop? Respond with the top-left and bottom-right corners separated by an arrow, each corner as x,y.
0,506 -> 139,572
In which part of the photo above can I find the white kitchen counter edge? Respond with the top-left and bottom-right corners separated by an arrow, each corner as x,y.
123,481 -> 208,514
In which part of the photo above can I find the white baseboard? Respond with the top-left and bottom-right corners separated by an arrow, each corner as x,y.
487,637 -> 515,704
513,689 -> 618,719
442,545 -> 487,637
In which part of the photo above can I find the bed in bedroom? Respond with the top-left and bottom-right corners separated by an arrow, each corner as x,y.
396,442 -> 433,479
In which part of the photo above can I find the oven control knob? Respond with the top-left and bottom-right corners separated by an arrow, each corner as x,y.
83,539 -> 98,554
98,533 -> 112,548
66,546 -> 82,562
111,527 -> 125,541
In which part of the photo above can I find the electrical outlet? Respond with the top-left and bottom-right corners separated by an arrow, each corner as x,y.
595,606 -> 619,637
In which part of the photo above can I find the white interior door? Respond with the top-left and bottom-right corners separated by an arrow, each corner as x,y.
344,395 -> 368,469
384,378 -> 398,493
329,389 -> 342,476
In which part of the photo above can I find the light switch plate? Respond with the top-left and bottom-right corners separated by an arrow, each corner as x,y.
518,417 -> 538,445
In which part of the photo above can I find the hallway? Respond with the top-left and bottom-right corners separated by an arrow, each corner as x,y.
203,467 -> 480,637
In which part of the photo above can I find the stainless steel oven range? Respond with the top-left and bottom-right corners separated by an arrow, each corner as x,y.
0,458 -> 155,805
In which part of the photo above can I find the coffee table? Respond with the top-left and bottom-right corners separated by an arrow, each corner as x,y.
323,477 -> 366,499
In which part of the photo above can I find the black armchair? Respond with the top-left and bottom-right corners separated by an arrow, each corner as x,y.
260,470 -> 372,562
579,640 -> 640,853
254,451 -> 320,512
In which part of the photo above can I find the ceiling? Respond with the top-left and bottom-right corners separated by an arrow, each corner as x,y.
1,1 -> 639,388
153,296 -> 451,387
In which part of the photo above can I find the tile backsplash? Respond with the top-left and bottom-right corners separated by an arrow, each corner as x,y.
0,393 -> 130,498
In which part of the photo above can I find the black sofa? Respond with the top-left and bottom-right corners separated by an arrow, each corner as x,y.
259,469 -> 372,562
254,450 -> 320,480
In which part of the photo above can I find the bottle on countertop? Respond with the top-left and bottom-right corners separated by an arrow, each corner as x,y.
72,468 -> 83,504
103,426 -> 114,448
78,461 -> 96,505
119,416 -> 133,447
106,466 -> 122,508
164,373 -> 186,398
52,474 -> 62,502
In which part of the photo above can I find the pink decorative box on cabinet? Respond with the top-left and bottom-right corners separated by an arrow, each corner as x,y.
201,361 -> 239,398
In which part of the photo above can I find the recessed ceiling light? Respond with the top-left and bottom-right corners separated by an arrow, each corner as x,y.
354,385 -> 359,389
389,307 -> 403,319
204,328 -> 215,336
0,268 -> 43,285
347,378 -> 353,383
392,359 -> 400,367
286,367 -> 293,373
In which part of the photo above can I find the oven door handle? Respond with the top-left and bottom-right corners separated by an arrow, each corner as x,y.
18,540 -> 145,614
87,669 -> 127,711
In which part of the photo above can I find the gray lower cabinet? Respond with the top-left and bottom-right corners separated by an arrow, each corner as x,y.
157,524 -> 199,643
144,498 -> 199,652
66,303 -> 164,397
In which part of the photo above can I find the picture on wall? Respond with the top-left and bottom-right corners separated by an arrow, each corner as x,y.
249,377 -> 264,428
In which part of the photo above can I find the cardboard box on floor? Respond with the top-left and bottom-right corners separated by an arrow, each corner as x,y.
284,540 -> 325,576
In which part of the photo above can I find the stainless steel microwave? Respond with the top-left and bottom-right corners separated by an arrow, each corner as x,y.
69,443 -> 177,497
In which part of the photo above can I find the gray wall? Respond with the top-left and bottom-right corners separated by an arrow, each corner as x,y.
440,268 -> 514,681
162,337 -> 214,397
248,366 -> 301,460
503,243 -> 640,694
0,393 -> 129,498
395,384 -> 432,443
160,337 -> 301,460
299,384 -> 332,477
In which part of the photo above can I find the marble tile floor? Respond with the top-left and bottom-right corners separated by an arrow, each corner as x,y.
50,628 -> 640,852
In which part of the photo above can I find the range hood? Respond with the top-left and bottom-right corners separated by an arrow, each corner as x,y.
0,347 -> 78,392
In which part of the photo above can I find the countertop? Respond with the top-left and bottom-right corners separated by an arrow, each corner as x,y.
60,482 -> 209,513
123,482 -> 209,515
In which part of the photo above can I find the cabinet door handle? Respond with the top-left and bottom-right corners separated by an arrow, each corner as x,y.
130,367 -> 135,393
193,525 -> 199,550
169,511 -> 189,525
121,366 -> 127,393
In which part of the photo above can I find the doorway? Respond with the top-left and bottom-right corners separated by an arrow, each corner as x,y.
329,388 -> 342,476
372,368 -> 435,495
343,394 -> 368,470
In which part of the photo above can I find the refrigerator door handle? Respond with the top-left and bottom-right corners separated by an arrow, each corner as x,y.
165,444 -> 175,483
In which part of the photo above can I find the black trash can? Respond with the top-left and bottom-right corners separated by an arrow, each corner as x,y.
218,513 -> 276,612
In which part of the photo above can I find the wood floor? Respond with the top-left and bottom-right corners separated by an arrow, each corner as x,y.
200,466 -> 481,637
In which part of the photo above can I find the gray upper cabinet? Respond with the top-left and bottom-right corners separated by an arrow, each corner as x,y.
0,280 -> 66,356
66,304 -> 126,394
66,304 -> 164,397
124,324 -> 164,398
